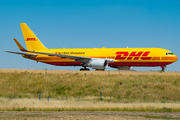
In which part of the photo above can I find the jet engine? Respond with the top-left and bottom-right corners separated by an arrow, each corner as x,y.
85,59 -> 108,70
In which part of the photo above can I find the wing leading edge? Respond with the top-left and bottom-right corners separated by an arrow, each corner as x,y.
26,50 -> 115,64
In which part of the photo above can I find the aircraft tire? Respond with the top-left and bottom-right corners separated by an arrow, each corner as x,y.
80,68 -> 90,71
95,69 -> 105,71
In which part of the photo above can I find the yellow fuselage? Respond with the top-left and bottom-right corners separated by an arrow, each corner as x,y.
24,47 -> 178,67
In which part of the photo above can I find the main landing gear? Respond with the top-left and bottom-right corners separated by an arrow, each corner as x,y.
95,69 -> 105,71
80,66 -> 90,71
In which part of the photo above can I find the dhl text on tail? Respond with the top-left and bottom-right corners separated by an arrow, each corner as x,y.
5,23 -> 178,71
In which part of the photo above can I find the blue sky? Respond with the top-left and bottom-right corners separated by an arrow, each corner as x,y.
0,0 -> 180,71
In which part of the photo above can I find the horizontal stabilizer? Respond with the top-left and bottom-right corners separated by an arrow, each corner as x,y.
5,51 -> 37,56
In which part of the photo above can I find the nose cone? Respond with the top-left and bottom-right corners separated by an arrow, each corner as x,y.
175,55 -> 178,61
164,55 -> 178,62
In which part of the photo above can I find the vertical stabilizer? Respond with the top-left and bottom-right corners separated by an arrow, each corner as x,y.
20,23 -> 47,51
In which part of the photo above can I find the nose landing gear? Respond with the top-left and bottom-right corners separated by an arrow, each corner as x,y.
161,67 -> 165,72
161,66 -> 166,72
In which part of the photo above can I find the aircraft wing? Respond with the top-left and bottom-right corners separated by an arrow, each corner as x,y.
5,51 -> 37,56
7,38 -> 115,63
27,51 -> 114,63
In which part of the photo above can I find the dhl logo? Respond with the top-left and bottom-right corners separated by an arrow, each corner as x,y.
115,51 -> 152,60
26,38 -> 37,41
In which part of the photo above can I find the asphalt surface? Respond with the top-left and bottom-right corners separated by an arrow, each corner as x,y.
0,112 -> 180,116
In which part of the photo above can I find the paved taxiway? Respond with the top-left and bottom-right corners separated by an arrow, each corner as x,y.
1,112 -> 180,115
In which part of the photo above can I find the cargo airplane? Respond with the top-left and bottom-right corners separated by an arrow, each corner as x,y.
6,23 -> 178,71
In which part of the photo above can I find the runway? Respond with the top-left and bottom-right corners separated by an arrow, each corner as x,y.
1,111 -> 180,115
1,112 -> 180,120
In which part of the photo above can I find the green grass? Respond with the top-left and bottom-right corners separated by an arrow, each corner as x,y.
0,70 -> 180,112
0,106 -> 180,112
0,71 -> 180,103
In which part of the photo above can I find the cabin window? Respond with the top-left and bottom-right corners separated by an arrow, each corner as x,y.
166,53 -> 174,55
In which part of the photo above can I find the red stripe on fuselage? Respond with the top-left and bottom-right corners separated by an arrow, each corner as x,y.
42,61 -> 172,67
43,61 -> 82,66
109,62 -> 173,67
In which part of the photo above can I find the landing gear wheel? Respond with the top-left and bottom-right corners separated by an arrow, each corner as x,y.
160,66 -> 166,72
161,67 -> 165,72
80,68 -> 90,71
80,67 -> 90,71
95,69 -> 105,71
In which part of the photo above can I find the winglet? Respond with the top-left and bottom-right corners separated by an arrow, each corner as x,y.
13,38 -> 27,52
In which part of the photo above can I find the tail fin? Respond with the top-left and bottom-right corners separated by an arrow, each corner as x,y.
20,23 -> 47,51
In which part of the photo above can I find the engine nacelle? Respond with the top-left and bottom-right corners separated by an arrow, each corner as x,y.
85,59 -> 108,70
117,66 -> 132,70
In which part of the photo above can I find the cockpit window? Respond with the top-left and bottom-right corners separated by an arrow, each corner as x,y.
166,53 -> 174,55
